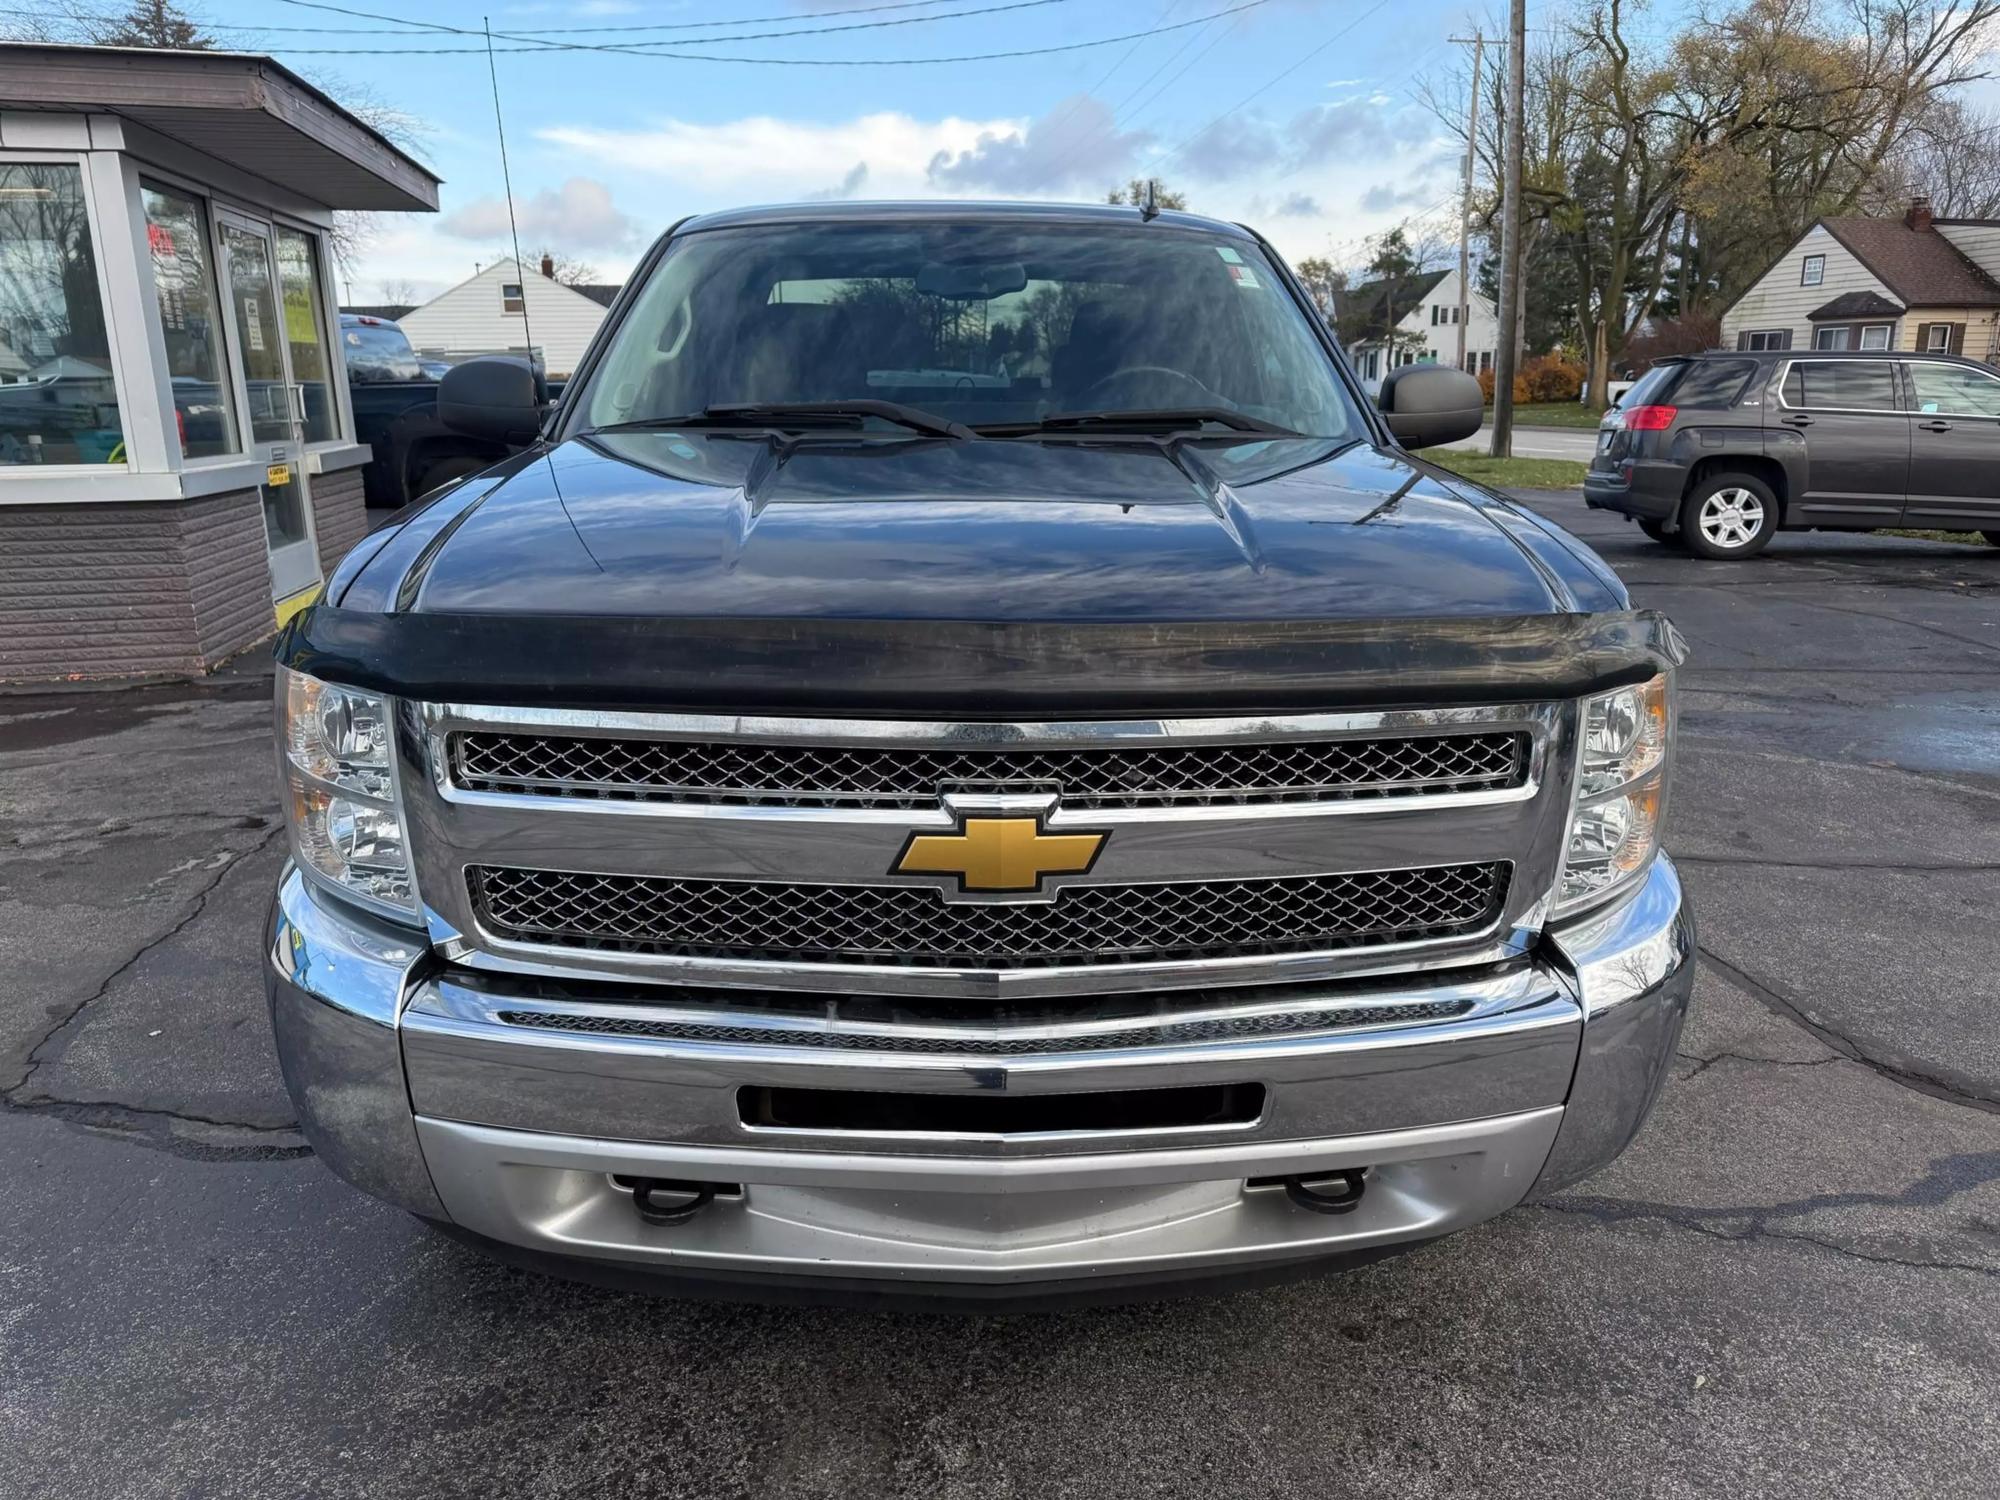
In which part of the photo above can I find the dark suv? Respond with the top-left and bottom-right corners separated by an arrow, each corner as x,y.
1584,349 -> 2000,558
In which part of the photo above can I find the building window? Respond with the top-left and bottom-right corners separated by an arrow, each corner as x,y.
0,162 -> 122,466
501,281 -> 524,313
1479,350 -> 1493,373
1925,323 -> 1954,352
1859,324 -> 1892,350
1813,325 -> 1849,350
1738,329 -> 1792,351
275,228 -> 337,443
1800,254 -> 1825,287
141,180 -> 238,460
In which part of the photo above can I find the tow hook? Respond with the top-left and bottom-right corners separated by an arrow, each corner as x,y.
627,1177 -> 718,1225
1282,1169 -> 1368,1215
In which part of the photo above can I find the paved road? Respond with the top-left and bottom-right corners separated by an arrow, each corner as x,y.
4,507 -> 1998,1499
1447,423 -> 1600,461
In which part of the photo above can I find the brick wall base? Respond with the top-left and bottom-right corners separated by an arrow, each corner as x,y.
0,489 -> 276,682
311,466 -> 369,576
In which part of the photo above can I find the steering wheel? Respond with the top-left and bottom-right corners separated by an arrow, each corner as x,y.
1077,365 -> 1218,409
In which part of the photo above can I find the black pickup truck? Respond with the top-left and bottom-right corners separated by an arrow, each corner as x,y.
268,202 -> 1691,1304
340,313 -> 559,507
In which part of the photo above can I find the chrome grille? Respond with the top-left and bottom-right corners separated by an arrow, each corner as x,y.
492,999 -> 1477,1053
450,730 -> 1528,809
468,862 -> 1510,969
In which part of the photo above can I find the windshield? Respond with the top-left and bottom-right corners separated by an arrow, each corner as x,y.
573,220 -> 1362,439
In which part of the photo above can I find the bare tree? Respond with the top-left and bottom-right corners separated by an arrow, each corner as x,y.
532,249 -> 602,288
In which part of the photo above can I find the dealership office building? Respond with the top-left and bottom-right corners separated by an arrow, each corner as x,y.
0,44 -> 438,681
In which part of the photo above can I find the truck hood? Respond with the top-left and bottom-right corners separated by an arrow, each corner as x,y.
356,432 -> 1618,621
297,432 -> 1676,716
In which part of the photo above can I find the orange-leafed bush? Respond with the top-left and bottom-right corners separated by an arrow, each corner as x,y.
1476,366 -> 1530,405
1520,353 -> 1588,404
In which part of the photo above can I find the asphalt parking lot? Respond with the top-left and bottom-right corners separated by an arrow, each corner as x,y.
3,498 -> 1997,1500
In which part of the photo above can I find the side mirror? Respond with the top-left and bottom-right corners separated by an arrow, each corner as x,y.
438,356 -> 547,446
1377,364 -> 1484,448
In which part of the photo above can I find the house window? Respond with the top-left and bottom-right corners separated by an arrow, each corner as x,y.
1800,254 -> 1825,287
1813,326 -> 1849,350
1738,329 -> 1792,352
141,179 -> 238,460
1859,324 -> 1891,350
1925,323 -> 1954,352
0,163 -> 122,466
1479,350 -> 1492,373
501,281 -> 524,313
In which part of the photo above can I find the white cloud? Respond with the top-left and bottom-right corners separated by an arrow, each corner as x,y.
437,175 -> 639,251
927,95 -> 1152,193
538,111 -> 1027,198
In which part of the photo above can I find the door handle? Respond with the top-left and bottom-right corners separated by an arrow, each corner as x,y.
1917,419 -> 1953,432
1781,413 -> 1814,427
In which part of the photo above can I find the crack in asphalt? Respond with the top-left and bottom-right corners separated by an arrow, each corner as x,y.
2,823 -> 290,1144
1678,854 -> 2000,873
1672,1050 -> 1843,1083
1697,949 -> 2000,1114
1535,1150 -> 2000,1280
5,1097 -> 311,1163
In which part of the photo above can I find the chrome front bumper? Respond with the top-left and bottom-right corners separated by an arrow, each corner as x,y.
266,856 -> 1693,1294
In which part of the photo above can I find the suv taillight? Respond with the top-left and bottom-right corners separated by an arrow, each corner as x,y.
1619,404 -> 1677,431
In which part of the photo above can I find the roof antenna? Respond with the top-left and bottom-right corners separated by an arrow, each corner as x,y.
483,16 -> 536,377
1140,177 -> 1161,222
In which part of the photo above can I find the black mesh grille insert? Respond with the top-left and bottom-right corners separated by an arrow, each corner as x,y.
451,730 -> 1529,809
469,862 -> 1510,969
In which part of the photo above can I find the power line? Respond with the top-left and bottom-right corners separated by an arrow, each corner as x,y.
0,0 -> 990,35
257,0 -> 1276,60
268,0 -> 1083,51
481,16 -> 534,371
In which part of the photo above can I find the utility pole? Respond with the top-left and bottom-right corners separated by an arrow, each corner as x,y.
1448,33 -> 1486,375
1490,0 -> 1526,459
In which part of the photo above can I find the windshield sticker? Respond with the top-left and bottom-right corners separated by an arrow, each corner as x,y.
1214,246 -> 1244,264
1226,264 -> 1262,290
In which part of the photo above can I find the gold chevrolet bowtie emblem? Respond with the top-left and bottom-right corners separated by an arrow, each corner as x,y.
894,816 -> 1107,894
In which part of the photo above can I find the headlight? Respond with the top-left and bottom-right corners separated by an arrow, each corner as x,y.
277,667 -> 420,920
1556,673 -> 1671,916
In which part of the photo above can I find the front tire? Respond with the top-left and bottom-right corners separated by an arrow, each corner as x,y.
1981,530 -> 2000,548
1680,474 -> 1778,559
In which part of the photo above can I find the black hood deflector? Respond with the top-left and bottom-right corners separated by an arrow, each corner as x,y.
277,607 -> 1685,717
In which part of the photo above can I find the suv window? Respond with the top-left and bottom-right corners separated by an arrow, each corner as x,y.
1782,360 -> 1898,411
1908,361 -> 2000,417
1666,358 -> 1758,408
1618,364 -> 1678,408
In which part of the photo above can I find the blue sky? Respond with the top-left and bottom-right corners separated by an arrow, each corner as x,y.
208,0 -> 1527,301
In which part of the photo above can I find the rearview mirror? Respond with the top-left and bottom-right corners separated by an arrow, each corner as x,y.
915,261 -> 1028,300
1377,364 -> 1484,448
438,356 -> 547,446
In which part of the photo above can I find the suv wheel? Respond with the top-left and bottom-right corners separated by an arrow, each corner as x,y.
1982,530 -> 2000,548
1680,475 -> 1777,559
1637,519 -> 1678,546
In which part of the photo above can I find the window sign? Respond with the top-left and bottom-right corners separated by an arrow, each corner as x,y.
0,163 -> 123,466
141,181 -> 239,460
275,228 -> 336,442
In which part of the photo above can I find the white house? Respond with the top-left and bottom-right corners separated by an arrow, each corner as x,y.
1719,199 -> 2000,361
1343,267 -> 1501,395
397,256 -> 610,379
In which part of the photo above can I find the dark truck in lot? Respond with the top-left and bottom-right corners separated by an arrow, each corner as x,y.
338,313 -> 550,507
267,202 -> 1692,1302
1586,348 -> 2000,557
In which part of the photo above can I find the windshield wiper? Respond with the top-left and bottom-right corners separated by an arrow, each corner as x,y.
587,400 -> 972,441
974,407 -> 1300,439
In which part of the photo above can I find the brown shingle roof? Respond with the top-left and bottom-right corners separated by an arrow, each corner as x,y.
1821,218 -> 2000,307
1806,290 -> 1904,321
